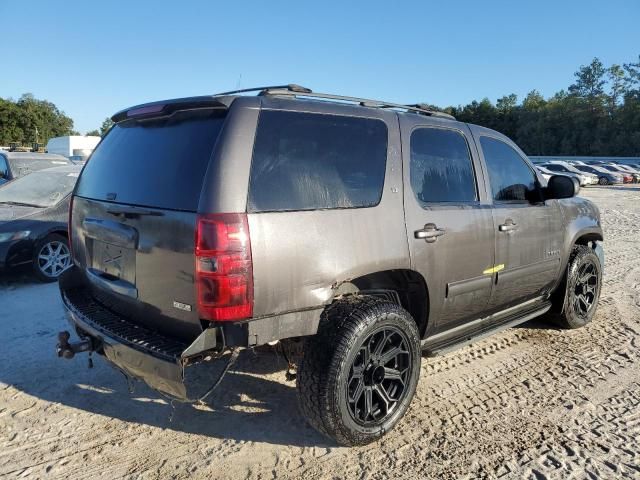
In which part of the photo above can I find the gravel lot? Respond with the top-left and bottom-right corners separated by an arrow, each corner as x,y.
1,185 -> 639,479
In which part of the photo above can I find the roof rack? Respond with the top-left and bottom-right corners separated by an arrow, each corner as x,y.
214,84 -> 312,96
212,84 -> 455,120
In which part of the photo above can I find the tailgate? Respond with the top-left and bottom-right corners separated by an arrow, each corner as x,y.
69,107 -> 227,341
70,197 -> 201,340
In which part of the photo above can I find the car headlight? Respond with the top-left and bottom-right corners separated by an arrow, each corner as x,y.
0,231 -> 31,242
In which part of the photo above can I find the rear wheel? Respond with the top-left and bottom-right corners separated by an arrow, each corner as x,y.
33,234 -> 71,282
598,177 -> 609,185
297,296 -> 421,446
547,245 -> 602,329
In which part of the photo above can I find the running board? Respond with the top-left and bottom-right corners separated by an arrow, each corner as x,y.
421,302 -> 551,357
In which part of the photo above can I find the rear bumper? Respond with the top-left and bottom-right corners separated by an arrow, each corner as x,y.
59,266 -> 225,401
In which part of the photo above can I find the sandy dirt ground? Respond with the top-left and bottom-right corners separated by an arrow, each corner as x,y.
1,185 -> 640,480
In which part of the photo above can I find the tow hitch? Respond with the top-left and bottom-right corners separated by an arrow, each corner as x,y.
56,331 -> 93,359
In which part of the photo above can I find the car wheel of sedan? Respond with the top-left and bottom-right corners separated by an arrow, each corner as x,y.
598,177 -> 609,185
33,234 -> 71,282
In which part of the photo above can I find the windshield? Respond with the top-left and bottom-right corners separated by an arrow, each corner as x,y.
0,170 -> 79,207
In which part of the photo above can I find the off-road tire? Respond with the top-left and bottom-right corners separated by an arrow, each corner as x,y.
547,244 -> 602,329
297,296 -> 421,446
32,234 -> 71,283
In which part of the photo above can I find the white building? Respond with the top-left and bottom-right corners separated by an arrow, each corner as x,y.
46,135 -> 101,159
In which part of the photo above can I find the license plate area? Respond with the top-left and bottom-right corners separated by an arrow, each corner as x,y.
91,240 -> 136,285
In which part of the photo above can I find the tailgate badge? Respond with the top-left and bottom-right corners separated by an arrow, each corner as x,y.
173,301 -> 192,312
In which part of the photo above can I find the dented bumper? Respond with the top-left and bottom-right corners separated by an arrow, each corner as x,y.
58,266 -> 226,401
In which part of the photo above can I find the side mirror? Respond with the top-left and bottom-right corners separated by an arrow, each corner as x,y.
545,175 -> 577,200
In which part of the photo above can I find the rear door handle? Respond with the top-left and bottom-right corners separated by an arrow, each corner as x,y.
415,223 -> 446,243
499,219 -> 518,232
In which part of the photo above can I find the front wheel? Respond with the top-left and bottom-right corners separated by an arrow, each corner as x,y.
297,296 -> 421,446
547,244 -> 602,329
598,177 -> 609,185
33,234 -> 71,282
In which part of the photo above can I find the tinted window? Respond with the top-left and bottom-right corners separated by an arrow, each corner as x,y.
248,111 -> 387,212
546,164 -> 563,172
75,109 -> 226,211
410,128 -> 476,204
480,137 -> 539,202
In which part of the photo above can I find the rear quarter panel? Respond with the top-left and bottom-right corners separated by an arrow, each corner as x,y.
245,100 -> 409,317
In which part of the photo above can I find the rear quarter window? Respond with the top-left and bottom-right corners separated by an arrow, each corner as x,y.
75,109 -> 226,211
248,110 -> 388,212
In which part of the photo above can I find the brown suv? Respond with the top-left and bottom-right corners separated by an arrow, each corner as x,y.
56,85 -> 604,446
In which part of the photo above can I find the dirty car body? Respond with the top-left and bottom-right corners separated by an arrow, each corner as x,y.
58,86 -> 604,445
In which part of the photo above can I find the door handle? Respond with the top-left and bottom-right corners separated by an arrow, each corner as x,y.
499,219 -> 518,232
415,223 -> 446,243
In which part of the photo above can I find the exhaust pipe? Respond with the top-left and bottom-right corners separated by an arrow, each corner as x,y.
56,331 -> 93,359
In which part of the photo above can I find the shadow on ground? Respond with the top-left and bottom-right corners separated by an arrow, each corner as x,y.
0,278 -> 331,448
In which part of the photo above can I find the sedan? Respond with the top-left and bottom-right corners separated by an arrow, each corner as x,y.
0,165 -> 81,281
572,165 -> 624,185
0,152 -> 71,186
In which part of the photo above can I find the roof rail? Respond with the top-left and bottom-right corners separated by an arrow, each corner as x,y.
214,84 -> 312,96
212,85 -> 455,120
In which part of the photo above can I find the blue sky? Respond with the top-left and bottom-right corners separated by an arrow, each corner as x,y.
2,0 -> 639,133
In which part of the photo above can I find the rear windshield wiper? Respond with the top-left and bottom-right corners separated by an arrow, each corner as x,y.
0,201 -> 45,208
106,205 -> 164,217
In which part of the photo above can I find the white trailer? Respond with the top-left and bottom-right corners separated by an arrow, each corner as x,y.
46,136 -> 101,158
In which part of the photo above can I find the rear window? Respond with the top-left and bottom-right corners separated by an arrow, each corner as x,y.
75,109 -> 226,211
248,110 -> 388,212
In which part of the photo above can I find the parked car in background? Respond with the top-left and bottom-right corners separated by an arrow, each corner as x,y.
0,152 -> 71,186
539,163 -> 595,186
68,155 -> 88,164
56,85 -> 603,446
535,166 -> 581,192
600,164 -> 640,183
572,164 -> 624,185
0,165 -> 81,281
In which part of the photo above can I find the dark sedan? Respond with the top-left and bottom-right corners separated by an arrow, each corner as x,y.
0,151 -> 71,186
0,165 -> 81,281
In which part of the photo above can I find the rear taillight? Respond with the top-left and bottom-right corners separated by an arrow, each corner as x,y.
68,196 -> 74,257
195,213 -> 253,322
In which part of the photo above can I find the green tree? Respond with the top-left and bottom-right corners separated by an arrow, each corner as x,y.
0,94 -> 75,145
86,129 -> 100,136
608,64 -> 626,108
100,117 -> 114,136
569,58 -> 607,100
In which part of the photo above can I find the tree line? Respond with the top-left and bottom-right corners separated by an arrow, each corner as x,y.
0,94 -> 75,146
1,55 -> 639,155
0,94 -> 112,147
437,56 -> 640,156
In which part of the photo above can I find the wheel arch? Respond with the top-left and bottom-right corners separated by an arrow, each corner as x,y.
345,269 -> 430,338
549,227 -> 604,311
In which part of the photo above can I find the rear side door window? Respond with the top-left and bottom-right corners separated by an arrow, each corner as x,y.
479,137 -> 540,202
409,127 -> 477,205
248,110 -> 388,212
